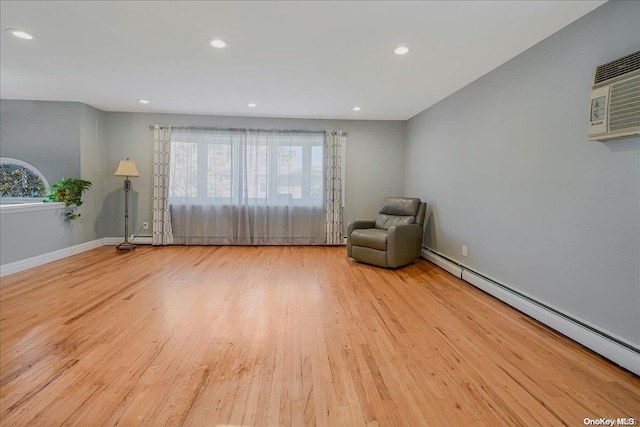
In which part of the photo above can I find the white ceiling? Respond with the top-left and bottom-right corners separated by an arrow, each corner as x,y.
1,1 -> 606,121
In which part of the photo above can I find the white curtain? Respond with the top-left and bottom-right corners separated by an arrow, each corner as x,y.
151,125 -> 174,245
169,127 -> 326,245
325,131 -> 345,244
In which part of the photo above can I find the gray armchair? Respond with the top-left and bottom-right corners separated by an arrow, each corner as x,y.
347,197 -> 426,268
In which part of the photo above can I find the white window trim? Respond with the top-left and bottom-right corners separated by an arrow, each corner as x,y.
0,201 -> 64,215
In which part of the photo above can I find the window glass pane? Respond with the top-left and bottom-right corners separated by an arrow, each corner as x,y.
0,161 -> 47,198
170,141 -> 197,198
246,143 -> 268,200
169,130 -> 327,207
207,144 -> 232,198
278,146 -> 302,200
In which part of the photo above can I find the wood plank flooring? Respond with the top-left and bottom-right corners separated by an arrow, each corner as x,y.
0,246 -> 638,426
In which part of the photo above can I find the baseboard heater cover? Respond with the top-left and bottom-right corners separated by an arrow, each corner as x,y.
129,236 -> 153,245
421,249 -> 463,278
421,248 -> 640,375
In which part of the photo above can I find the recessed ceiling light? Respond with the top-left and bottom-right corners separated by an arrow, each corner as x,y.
138,99 -> 150,104
394,46 -> 410,55
247,103 -> 257,108
7,29 -> 35,40
208,39 -> 228,48
352,106 -> 362,111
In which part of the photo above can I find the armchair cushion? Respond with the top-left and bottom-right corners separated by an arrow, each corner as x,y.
379,197 -> 421,216
350,228 -> 387,251
375,197 -> 421,230
375,214 -> 416,230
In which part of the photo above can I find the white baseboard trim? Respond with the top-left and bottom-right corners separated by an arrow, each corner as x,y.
1,236 -> 154,278
103,236 -> 153,246
102,237 -> 123,245
422,249 -> 640,375
130,236 -> 153,245
1,238 -> 106,278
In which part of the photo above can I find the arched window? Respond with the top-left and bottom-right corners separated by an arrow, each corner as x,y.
0,157 -> 49,199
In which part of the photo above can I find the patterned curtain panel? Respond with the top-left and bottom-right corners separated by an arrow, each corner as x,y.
152,125 -> 174,245
325,131 -> 345,245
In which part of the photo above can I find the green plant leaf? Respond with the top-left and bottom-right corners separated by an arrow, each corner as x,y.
47,178 -> 92,220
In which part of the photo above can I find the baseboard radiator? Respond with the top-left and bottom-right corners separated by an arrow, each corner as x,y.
421,248 -> 640,376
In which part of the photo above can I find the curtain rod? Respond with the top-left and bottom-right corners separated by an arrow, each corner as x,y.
150,125 -> 328,134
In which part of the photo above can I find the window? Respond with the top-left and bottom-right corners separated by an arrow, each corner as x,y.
0,158 -> 49,200
169,129 -> 324,206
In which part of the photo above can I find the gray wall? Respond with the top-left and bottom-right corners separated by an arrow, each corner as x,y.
1,207 -> 84,264
0,101 -> 108,264
0,100 -> 82,183
405,0 -> 640,345
105,112 -> 406,238
80,104 -> 109,241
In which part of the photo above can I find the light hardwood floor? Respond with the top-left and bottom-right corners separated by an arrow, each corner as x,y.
0,246 -> 638,426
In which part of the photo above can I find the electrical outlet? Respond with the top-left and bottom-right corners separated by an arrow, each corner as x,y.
462,245 -> 468,257
142,222 -> 149,230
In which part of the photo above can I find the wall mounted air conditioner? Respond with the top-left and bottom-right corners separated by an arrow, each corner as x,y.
588,49 -> 640,142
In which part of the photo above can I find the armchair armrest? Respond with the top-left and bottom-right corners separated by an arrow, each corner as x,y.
348,220 -> 375,232
386,223 -> 424,268
346,220 -> 375,257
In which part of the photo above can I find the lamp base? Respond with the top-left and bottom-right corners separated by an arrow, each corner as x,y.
116,242 -> 137,251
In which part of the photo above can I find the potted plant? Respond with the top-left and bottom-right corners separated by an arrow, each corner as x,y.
46,178 -> 92,221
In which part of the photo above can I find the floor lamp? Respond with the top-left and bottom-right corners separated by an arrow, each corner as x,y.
115,158 -> 140,251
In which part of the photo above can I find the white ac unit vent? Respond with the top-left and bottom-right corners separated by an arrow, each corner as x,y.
588,50 -> 640,142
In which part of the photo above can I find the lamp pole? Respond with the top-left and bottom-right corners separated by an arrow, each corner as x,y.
114,158 -> 139,251
117,176 -> 136,251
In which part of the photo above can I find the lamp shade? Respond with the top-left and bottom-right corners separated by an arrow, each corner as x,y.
114,159 -> 140,177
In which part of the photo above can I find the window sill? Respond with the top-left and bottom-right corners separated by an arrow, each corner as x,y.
0,202 -> 65,215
